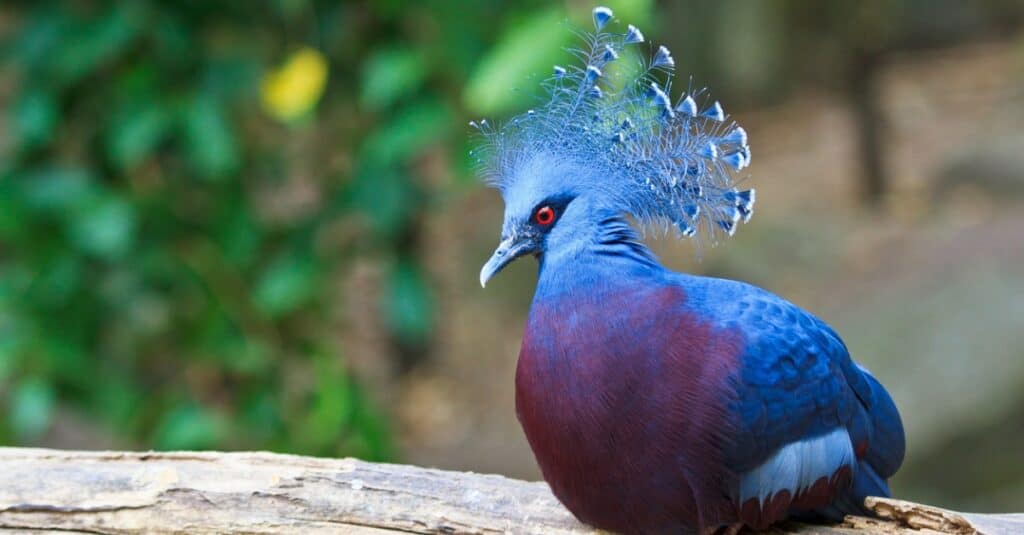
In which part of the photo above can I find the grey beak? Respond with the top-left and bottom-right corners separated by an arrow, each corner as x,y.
480,234 -> 536,288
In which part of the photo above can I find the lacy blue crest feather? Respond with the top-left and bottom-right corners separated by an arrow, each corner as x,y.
471,6 -> 755,241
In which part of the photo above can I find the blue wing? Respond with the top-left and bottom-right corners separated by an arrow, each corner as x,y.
686,276 -> 905,528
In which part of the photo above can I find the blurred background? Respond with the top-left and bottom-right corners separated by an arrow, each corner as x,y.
1,0 -> 1023,514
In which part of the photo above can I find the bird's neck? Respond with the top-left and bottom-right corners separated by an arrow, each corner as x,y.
534,214 -> 665,301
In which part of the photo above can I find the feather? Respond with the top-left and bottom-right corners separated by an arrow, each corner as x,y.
472,5 -> 755,243
652,45 -> 675,68
625,24 -> 645,44
592,6 -> 613,30
702,101 -> 725,121
676,95 -> 698,116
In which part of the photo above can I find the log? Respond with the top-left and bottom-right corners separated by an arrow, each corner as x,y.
0,448 -> 1020,534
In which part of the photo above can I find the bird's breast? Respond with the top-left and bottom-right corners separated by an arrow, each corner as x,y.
514,284 -> 746,532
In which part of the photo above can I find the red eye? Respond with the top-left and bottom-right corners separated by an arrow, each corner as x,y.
534,206 -> 555,226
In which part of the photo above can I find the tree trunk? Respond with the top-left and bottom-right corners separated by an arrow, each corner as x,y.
850,49 -> 888,207
0,448 -> 1020,534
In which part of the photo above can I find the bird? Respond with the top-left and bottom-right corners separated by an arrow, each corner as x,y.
473,6 -> 905,534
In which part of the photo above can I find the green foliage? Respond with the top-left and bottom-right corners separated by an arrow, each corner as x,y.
10,378 -> 56,442
0,1 -> 415,458
361,46 -> 429,111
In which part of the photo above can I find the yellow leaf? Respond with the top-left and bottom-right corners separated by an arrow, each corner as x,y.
261,47 -> 328,122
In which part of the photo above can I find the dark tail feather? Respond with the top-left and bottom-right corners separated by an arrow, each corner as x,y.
862,371 -> 906,478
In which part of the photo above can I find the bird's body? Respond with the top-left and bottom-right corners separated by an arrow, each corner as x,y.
473,7 -> 904,533
514,215 -> 903,533
518,250 -> 740,533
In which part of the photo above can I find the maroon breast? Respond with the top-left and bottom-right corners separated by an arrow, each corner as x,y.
515,285 -> 744,534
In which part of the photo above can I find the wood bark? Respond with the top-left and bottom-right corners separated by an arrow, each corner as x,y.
0,448 -> 1020,534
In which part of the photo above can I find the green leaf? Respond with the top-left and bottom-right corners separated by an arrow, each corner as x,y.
0,180 -> 24,239
362,99 -> 451,163
384,260 -> 433,342
92,375 -> 143,429
151,12 -> 191,65
181,96 -> 239,181
153,404 -> 223,450
344,380 -> 393,461
229,339 -> 272,375
18,167 -> 93,213
11,90 -> 57,150
216,201 -> 262,269
253,251 -> 318,317
107,104 -> 172,170
52,5 -> 137,86
27,251 -> 83,306
300,353 -> 352,452
68,194 -> 137,259
0,310 -> 27,385
204,56 -> 262,101
360,45 -> 428,111
350,164 -> 412,237
276,0 -> 312,18
9,11 -> 65,69
240,390 -> 282,445
9,377 -> 56,442
464,7 -> 571,115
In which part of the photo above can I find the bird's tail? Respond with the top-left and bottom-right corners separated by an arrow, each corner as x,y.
859,370 -> 906,481
814,370 -> 906,521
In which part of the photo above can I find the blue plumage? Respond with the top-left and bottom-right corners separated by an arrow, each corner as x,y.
691,276 -> 905,523
475,6 -> 905,534
471,7 -> 753,245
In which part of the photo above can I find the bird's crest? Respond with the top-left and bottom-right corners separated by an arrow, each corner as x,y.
471,6 -> 755,241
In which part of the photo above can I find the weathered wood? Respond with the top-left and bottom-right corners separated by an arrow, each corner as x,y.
0,448 -> 1019,534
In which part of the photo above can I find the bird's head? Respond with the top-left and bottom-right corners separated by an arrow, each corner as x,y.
478,154 -> 603,288
474,6 -> 755,288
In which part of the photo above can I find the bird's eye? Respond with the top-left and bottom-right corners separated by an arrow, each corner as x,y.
534,205 -> 556,226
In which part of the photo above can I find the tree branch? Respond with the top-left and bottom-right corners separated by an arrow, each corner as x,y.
0,448 -> 1019,534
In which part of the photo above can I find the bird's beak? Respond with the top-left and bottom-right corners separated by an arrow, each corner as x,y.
480,233 -> 537,288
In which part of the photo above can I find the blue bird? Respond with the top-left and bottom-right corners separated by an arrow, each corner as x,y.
474,7 -> 905,534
